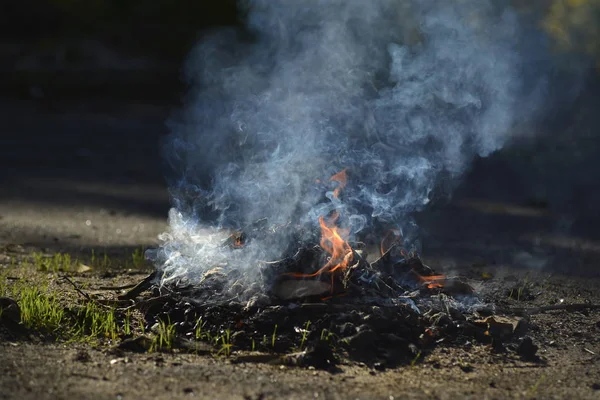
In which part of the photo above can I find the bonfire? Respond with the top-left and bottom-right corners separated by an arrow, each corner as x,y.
113,168 -> 567,370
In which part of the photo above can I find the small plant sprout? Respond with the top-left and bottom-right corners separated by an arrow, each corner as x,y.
0,270 -> 7,297
271,324 -> 278,348
194,317 -> 209,340
32,253 -> 44,269
33,252 -> 73,272
132,247 -> 145,269
138,315 -> 146,334
217,329 -> 232,357
103,309 -> 118,340
123,310 -> 131,336
251,338 -> 256,352
151,319 -> 176,352
410,351 -> 422,367
319,329 -> 337,344
102,252 -> 110,269
75,302 -> 118,342
300,321 -> 311,350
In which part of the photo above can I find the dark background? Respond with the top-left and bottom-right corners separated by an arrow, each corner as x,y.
1,0 -> 599,275
0,0 -> 241,101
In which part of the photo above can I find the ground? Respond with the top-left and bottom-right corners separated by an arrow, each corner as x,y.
1,97 -> 600,399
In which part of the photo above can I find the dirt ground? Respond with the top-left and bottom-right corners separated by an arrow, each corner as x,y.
1,98 -> 600,399
1,266 -> 599,400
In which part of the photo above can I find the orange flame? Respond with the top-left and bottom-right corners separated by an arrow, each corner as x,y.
282,169 -> 354,295
418,274 -> 445,289
318,212 -> 354,274
379,230 -> 446,288
330,168 -> 348,199
286,212 -> 354,279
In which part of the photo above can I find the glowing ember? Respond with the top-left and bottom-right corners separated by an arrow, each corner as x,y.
330,168 -> 348,199
228,231 -> 246,248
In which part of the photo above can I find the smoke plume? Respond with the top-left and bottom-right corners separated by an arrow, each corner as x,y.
152,0 -> 556,291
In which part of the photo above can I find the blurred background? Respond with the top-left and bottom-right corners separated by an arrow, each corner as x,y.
0,0 -> 240,100
0,0 -> 599,275
0,1 -> 241,254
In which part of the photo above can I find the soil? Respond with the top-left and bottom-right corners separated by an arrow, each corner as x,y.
2,98 -> 600,399
2,261 -> 600,399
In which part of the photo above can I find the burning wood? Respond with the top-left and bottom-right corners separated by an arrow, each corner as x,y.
282,212 -> 353,279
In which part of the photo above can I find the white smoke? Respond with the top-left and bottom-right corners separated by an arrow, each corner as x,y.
152,0 -> 554,290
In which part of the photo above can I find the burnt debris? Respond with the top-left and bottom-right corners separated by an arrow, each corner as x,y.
118,236 -> 552,370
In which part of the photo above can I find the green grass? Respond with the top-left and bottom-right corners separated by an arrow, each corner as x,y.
410,351 -> 422,368
320,328 -> 336,343
90,249 -> 115,269
29,247 -> 148,272
131,247 -> 146,269
3,272 -> 131,343
150,319 -> 176,352
138,315 -> 146,335
101,251 -> 111,269
1,252 -> 166,352
299,321 -> 311,350
123,310 -> 132,336
17,281 -> 121,343
77,248 -> 149,270
194,317 -> 208,340
3,253 -> 343,357
73,302 -> 119,342
18,284 -> 65,334
32,252 -> 74,272
216,329 -> 232,357
271,324 -> 278,348
90,249 -> 96,266
508,275 -> 533,301
91,247 -> 148,269
0,269 -> 8,297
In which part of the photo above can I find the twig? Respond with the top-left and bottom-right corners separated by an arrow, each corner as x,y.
504,303 -> 600,316
118,271 -> 157,300
61,275 -> 93,302
97,283 -> 138,291
118,294 -> 172,312
61,275 -> 114,309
